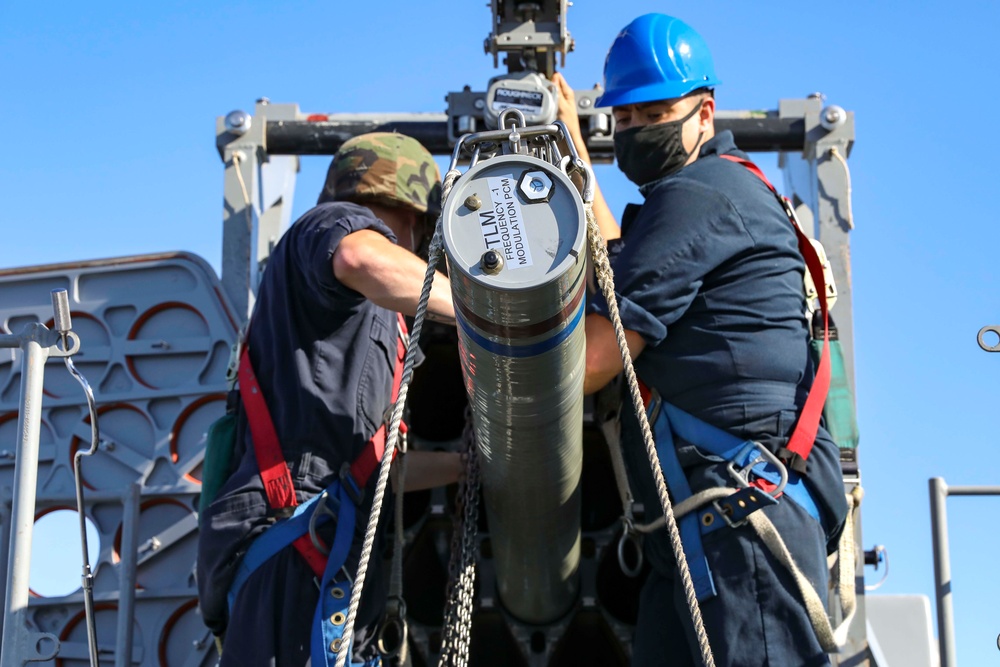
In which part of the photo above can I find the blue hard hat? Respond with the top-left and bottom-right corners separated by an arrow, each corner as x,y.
595,14 -> 721,108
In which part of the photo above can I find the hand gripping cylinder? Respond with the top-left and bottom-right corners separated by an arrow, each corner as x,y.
442,153 -> 587,624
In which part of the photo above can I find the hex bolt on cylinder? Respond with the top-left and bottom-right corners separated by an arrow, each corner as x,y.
480,250 -> 503,275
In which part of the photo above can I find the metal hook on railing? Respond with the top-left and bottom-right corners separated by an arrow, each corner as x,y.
51,288 -> 102,667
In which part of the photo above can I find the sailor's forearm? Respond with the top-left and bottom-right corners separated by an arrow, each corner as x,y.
333,230 -> 455,323
393,451 -> 465,492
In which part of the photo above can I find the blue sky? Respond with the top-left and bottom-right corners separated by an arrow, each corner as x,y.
3,1 -> 1000,664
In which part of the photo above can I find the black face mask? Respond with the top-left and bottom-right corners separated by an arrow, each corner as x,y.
613,101 -> 704,186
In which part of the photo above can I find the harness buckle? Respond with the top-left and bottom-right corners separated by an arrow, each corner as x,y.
340,461 -> 363,506
710,487 -> 779,529
711,498 -> 745,529
726,443 -> 788,499
307,490 -> 341,555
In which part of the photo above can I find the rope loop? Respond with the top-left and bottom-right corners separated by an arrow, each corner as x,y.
617,519 -> 644,578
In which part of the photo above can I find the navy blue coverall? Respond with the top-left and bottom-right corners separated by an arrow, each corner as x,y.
197,202 -> 404,666
589,131 -> 849,666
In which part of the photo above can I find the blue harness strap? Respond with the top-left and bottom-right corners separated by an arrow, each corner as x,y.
310,482 -> 366,667
649,402 -> 718,601
647,395 -> 822,602
658,401 -> 821,525
227,481 -> 379,667
228,489 -> 329,610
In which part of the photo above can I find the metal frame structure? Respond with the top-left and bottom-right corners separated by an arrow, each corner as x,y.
0,310 -> 75,667
0,3 -> 874,663
215,93 -> 871,663
928,478 -> 1000,667
0,254 -> 237,667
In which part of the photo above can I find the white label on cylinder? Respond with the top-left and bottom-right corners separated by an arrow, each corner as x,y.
478,174 -> 534,270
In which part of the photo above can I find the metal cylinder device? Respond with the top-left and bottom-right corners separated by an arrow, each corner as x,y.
443,152 -> 587,623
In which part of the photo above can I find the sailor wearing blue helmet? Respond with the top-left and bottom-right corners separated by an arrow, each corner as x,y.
556,13 -> 849,667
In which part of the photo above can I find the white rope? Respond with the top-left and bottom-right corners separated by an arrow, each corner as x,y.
335,169 -> 463,667
830,488 -> 861,644
585,204 -> 716,667
745,508 -> 838,651
827,147 -> 854,230
745,501 -> 859,653
230,152 -> 258,227
633,482 -> 861,652
632,488 -> 733,534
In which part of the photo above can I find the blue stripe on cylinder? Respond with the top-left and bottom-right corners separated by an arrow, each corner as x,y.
457,301 -> 585,359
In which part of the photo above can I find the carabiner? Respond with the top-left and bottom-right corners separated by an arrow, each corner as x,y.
617,519 -> 644,578
377,597 -> 409,658
726,444 -> 788,499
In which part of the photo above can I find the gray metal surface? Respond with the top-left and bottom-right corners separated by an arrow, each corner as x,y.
779,96 -> 856,394
927,479 -> 1000,667
0,324 -> 65,666
483,72 -> 558,129
775,95 -> 870,665
0,253 -> 236,666
218,99 -> 299,321
866,595 -> 938,667
212,92 -> 866,663
260,112 -> 805,158
486,0 -> 572,77
443,153 -> 587,624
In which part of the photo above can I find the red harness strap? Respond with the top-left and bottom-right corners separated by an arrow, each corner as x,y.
718,154 -> 831,468
636,157 -> 831,471
350,316 -> 409,486
238,312 -> 409,576
238,350 -> 297,509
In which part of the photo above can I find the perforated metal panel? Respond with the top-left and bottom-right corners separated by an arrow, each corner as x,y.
0,252 -> 236,667
0,252 -> 641,666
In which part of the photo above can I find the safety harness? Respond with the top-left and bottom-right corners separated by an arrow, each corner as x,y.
640,394 -> 822,600
613,154 -> 854,650
718,153 -> 834,472
227,312 -> 409,667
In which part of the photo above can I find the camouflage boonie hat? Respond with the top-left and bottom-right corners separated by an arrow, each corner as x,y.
318,132 -> 442,216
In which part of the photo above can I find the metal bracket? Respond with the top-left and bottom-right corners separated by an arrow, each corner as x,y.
9,631 -> 61,663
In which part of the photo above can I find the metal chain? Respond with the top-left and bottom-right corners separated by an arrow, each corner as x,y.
584,204 -> 716,667
336,169 -> 463,667
438,408 -> 482,667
